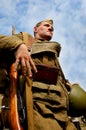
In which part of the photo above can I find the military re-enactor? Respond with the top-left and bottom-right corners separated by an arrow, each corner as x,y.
0,19 -> 77,130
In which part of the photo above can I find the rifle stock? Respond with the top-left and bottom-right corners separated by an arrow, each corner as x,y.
9,63 -> 23,130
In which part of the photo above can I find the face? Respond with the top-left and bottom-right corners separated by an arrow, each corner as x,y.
34,21 -> 54,41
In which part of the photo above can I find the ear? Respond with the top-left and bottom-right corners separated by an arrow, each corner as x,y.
34,26 -> 38,33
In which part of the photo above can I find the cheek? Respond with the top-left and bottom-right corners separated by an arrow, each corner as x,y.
38,29 -> 45,35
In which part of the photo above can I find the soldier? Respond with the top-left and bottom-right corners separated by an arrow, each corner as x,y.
0,19 -> 79,130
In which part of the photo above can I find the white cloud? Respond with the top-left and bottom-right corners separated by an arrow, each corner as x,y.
0,0 -> 86,90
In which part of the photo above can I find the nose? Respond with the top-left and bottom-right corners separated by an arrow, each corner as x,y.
48,26 -> 54,32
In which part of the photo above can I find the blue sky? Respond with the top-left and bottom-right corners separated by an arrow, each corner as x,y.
0,0 -> 86,90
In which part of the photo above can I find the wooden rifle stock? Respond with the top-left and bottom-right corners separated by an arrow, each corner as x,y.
9,63 -> 23,130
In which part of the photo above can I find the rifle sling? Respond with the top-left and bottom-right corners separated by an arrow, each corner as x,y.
22,32 -> 34,130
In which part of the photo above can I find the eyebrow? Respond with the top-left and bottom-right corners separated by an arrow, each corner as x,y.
43,23 -> 54,31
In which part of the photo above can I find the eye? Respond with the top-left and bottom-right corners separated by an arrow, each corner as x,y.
44,24 -> 50,27
44,24 -> 54,31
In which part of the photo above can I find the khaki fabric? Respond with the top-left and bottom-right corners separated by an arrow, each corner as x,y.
33,109 -> 63,130
31,41 -> 61,57
33,109 -> 77,130
0,94 -> 4,112
31,40 -> 77,130
0,33 -> 78,130
35,19 -> 53,27
32,81 -> 68,122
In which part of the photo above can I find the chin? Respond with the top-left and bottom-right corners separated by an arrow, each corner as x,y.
48,35 -> 52,40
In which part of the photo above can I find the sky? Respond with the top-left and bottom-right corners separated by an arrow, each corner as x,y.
0,0 -> 86,90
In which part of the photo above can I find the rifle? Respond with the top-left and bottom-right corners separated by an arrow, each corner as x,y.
10,28 -> 34,130
9,63 -> 24,130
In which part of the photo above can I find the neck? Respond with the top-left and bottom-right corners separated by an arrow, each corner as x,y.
35,36 -> 51,41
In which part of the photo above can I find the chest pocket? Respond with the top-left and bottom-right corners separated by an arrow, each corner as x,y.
32,51 -> 57,67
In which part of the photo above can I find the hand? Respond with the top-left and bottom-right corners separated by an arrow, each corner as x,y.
14,44 -> 37,77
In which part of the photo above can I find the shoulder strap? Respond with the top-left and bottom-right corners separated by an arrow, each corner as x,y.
21,32 -> 34,130
21,32 -> 34,48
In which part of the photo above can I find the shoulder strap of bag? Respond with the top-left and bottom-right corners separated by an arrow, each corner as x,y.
21,32 -> 34,48
21,32 -> 34,130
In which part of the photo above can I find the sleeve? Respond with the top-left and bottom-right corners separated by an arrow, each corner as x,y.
0,34 -> 24,51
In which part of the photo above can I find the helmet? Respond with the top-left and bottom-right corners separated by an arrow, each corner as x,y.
68,84 -> 86,117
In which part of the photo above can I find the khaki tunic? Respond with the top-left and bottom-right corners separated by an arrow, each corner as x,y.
0,33 -> 77,130
31,41 -> 77,130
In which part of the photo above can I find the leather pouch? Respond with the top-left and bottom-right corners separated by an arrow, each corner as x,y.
33,64 -> 59,85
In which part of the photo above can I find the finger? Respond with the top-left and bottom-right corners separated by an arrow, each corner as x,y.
26,60 -> 32,77
14,58 -> 20,71
29,57 -> 37,73
21,58 -> 27,76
